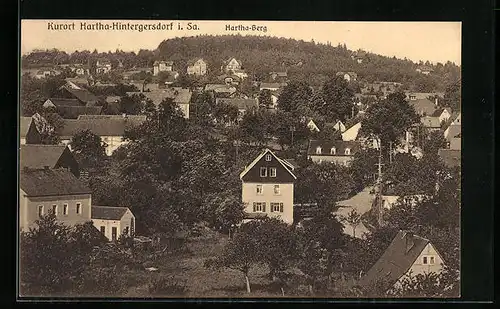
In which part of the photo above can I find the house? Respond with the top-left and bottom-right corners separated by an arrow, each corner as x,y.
336,71 -> 358,82
78,114 -> 147,121
96,58 -> 112,74
269,71 -> 288,82
260,83 -> 285,92
59,117 -> 147,156
215,98 -> 259,119
239,149 -> 297,225
380,194 -> 428,210
431,108 -> 452,124
416,66 -> 434,75
35,69 -> 57,79
59,83 -> 100,106
307,140 -> 360,166
444,123 -> 461,145
333,120 -> 347,133
449,133 -> 461,150
19,168 -> 92,231
407,94 -> 437,116
91,206 -> 135,241
20,117 -> 42,145
232,69 -> 248,80
357,230 -> 445,294
420,116 -> 442,131
125,88 -> 192,118
20,145 -> 80,177
222,57 -> 242,72
43,97 -> 102,119
43,98 -> 82,108
218,74 -> 241,85
204,84 -> 237,97
341,122 -> 362,141
153,60 -> 174,76
187,58 -> 208,76
438,149 -> 461,169
351,50 -> 367,63
70,64 -> 90,76
306,119 -> 320,132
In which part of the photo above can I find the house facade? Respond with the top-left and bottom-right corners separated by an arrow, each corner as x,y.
431,108 -> 452,124
19,168 -> 92,231
91,206 -> 135,241
96,59 -> 112,74
153,60 -> 174,76
333,120 -> 347,133
187,58 -> 208,76
222,57 -> 242,72
240,149 -> 297,225
307,140 -> 359,166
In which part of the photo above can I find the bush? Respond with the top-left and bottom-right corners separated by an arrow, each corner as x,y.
148,275 -> 188,296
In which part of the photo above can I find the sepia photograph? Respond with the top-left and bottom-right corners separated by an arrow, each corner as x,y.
19,20 -> 461,298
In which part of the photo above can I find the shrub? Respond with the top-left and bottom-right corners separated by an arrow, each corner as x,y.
148,275 -> 188,296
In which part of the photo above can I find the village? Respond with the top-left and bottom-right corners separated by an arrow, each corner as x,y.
19,36 -> 461,298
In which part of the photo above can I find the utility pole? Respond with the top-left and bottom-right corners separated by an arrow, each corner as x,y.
373,138 -> 384,227
290,126 -> 296,146
389,141 -> 393,164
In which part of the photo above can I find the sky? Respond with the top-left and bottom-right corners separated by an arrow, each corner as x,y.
21,20 -> 461,65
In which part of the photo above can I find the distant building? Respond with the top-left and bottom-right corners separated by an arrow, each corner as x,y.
240,149 -> 297,225
43,98 -> 103,119
269,71 -> 288,82
333,120 -> 347,133
20,144 -> 80,178
307,140 -> 359,166
336,71 -> 358,82
260,82 -> 286,92
125,88 -> 192,118
215,98 -> 259,120
35,69 -> 58,79
416,66 -> 434,75
187,58 -> 208,76
222,57 -> 242,72
19,168 -> 92,231
91,206 -> 135,241
406,93 -> 439,116
153,60 -> 174,76
356,230 -> 445,294
420,116 -> 442,131
20,117 -> 42,145
431,108 -> 452,124
96,59 -> 112,74
59,82 -> 100,106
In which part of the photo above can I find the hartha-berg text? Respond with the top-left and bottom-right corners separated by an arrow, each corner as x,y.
226,24 -> 267,33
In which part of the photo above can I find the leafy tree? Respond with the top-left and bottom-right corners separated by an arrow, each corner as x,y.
269,111 -> 310,149
349,148 -> 379,191
204,193 -> 245,232
342,209 -> 362,238
421,129 -> 448,157
276,80 -> 312,115
442,80 -> 461,111
258,89 -> 273,109
118,94 -> 142,115
238,110 -> 268,145
320,76 -> 355,122
70,129 -> 108,169
36,110 -> 64,145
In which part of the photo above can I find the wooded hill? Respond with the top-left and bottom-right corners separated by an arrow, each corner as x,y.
22,35 -> 460,92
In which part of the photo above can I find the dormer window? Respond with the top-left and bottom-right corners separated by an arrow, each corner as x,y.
410,95 -> 416,100
260,167 -> 268,177
265,154 -> 272,161
316,146 -> 322,154
330,147 -> 336,155
345,148 -> 351,155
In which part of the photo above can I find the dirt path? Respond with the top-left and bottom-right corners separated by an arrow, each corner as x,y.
336,186 -> 374,238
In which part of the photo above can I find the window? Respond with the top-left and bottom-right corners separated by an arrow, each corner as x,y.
260,167 -> 267,177
318,159 -> 323,164
270,168 -> 277,177
38,205 -> 44,218
130,218 -> 135,236
265,154 -> 272,161
274,185 -> 280,195
422,256 -> 428,264
270,202 -> 284,213
430,256 -> 435,265
410,95 -> 416,100
111,227 -> 117,241
253,202 -> 266,212
76,203 -> 82,214
256,185 -> 263,195
100,226 -> 105,234
330,147 -> 336,155
51,204 -> 58,215
316,146 -> 322,154
345,148 -> 351,155
63,204 -> 68,215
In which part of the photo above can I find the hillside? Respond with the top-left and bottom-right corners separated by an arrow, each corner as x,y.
21,35 -> 460,92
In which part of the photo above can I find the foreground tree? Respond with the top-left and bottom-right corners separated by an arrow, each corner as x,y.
320,76 -> 355,122
70,129 -> 108,169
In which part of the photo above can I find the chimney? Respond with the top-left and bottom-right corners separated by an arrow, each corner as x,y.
405,232 -> 414,253
435,97 -> 439,106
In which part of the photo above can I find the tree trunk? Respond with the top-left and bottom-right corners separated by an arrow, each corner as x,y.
245,274 -> 251,293
281,287 -> 285,297
308,284 -> 313,295
353,226 -> 356,238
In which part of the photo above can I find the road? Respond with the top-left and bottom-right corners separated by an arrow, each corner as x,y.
335,186 -> 375,239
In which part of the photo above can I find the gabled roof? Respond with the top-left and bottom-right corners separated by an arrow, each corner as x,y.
56,105 -> 103,119
239,148 -> 297,180
78,114 -> 147,121
20,168 -> 91,197
341,122 -> 362,141
153,60 -> 174,66
307,140 -> 360,156
45,98 -> 83,107
63,85 -> 99,104
357,230 -> 437,291
409,99 -> 436,116
187,58 -> 206,66
444,124 -> 461,142
224,57 -> 241,66
60,117 -> 146,138
438,149 -> 461,169
204,84 -> 237,93
216,98 -> 258,111
20,145 -> 68,170
20,117 -> 35,138
91,206 -> 131,220
126,88 -> 192,106
420,116 -> 441,128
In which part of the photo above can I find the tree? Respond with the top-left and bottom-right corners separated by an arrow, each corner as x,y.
342,209 -> 362,238
258,89 -> 273,109
276,80 -> 312,115
70,129 -> 108,169
349,148 -> 379,191
204,193 -> 245,232
36,110 -> 64,145
442,80 -> 461,111
238,110 -> 268,145
204,221 -> 262,293
118,94 -> 142,115
320,76 -> 355,122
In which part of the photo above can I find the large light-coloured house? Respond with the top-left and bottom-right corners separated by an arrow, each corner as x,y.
430,108 -> 452,124
187,58 -> 208,76
240,149 -> 297,225
357,230 -> 445,294
222,57 -> 242,72
59,116 -> 147,156
307,140 -> 360,166
96,59 -> 112,74
19,168 -> 92,231
125,88 -> 192,119
91,206 -> 135,241
153,60 -> 174,76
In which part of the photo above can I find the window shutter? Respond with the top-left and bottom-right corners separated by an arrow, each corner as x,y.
280,203 -> 284,213
262,203 -> 266,212
253,203 -> 256,212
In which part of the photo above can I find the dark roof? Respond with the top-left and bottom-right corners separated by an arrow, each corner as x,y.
91,206 -> 130,220
216,98 -> 258,111
187,58 -> 206,66
78,114 -> 147,121
438,149 -> 461,169
20,117 -> 34,138
307,140 -> 360,156
60,117 -> 146,138
20,145 -> 68,169
56,105 -> 103,119
20,168 -> 91,197
430,108 -> 451,117
126,88 -> 192,106
63,86 -> 99,104
46,98 -> 83,107
357,230 -> 431,291
409,99 -> 436,116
